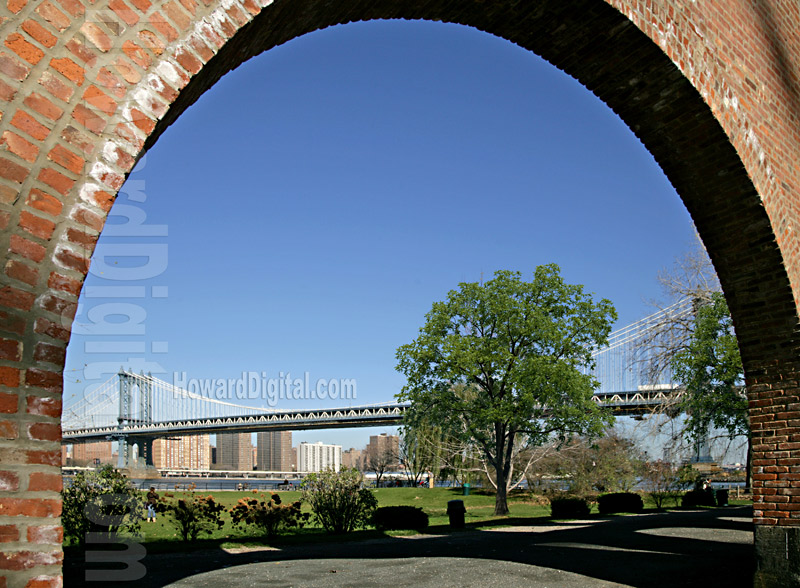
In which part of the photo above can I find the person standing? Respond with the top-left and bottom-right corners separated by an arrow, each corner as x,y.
146,486 -> 158,522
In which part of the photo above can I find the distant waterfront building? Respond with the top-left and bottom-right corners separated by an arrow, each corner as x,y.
153,435 -> 210,470
72,441 -> 113,466
365,433 -> 400,470
215,432 -> 253,470
257,431 -> 292,472
342,447 -> 364,470
298,441 -> 342,472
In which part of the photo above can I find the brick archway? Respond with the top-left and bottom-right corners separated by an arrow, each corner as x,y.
1,1 -> 799,586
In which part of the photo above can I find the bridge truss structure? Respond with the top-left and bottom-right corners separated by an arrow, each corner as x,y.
62,301 -> 694,466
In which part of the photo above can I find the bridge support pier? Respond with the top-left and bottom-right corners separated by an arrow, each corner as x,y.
140,437 -> 155,468
116,436 -> 129,469
755,527 -> 800,587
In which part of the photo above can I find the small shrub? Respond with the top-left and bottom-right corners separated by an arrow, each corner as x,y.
641,460 -> 682,510
157,486 -> 225,541
301,468 -> 378,533
681,488 -> 716,508
229,493 -> 309,538
549,496 -> 591,519
597,492 -> 644,515
61,466 -> 144,546
372,506 -> 429,531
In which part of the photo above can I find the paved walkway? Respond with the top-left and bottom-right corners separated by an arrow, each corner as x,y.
65,506 -> 754,587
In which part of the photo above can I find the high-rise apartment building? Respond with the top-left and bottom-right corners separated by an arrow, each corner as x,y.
215,432 -> 253,471
298,441 -> 342,472
364,433 -> 400,469
256,431 -> 292,472
342,447 -> 364,470
152,434 -> 210,470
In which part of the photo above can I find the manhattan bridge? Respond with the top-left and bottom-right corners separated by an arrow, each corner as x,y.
62,299 -> 695,468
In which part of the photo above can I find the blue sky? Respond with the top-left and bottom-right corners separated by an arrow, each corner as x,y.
64,20 -> 698,449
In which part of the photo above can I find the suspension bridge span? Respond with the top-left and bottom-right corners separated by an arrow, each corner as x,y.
62,301 -> 693,466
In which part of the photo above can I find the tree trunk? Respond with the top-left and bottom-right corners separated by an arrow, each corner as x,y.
494,466 -> 509,515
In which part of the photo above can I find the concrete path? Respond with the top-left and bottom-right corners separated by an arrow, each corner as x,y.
65,506 -> 754,587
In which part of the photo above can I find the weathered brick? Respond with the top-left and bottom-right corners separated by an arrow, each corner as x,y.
54,248 -> 88,273
1,130 -> 38,162
0,419 -> 18,439
5,260 -> 38,286
0,51 -> 30,81
32,342 -> 65,366
5,33 -> 45,65
37,167 -> 74,196
47,272 -> 81,296
0,549 -> 62,570
0,156 -> 29,183
28,472 -> 61,492
0,368 -> 21,388
9,234 -> 46,262
21,20 -> 57,49
38,292 -> 77,318
25,575 -> 64,588
23,93 -> 62,121
49,57 -> 84,85
33,317 -> 69,342
0,498 -> 61,517
35,1 -> 70,31
71,103 -> 106,134
26,188 -> 62,217
0,525 -> 19,542
0,471 -> 19,492
0,78 -> 17,101
27,526 -> 62,544
80,22 -> 111,52
55,0 -> 84,18
82,85 -> 116,116
25,370 -> 62,396
46,144 -> 83,174
26,422 -> 61,441
11,109 -> 50,141
38,71 -> 73,103
0,285 -> 35,311
19,211 -> 55,240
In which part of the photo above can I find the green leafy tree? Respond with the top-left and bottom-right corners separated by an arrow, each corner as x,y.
396,266 -> 617,515
556,432 -> 643,495
229,492 -> 309,538
671,292 -> 748,475
157,486 -> 226,541
61,465 -> 144,546
301,468 -> 378,533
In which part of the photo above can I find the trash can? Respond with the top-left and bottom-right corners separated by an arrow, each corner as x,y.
462,483 -> 471,496
447,499 -> 466,528
716,489 -> 729,507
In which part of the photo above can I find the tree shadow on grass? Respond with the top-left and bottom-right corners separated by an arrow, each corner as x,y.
64,506 -> 754,587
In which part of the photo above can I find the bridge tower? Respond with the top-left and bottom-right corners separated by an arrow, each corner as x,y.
116,370 -> 156,469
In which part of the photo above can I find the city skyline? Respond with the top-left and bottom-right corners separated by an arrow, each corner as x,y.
64,20 -> 698,450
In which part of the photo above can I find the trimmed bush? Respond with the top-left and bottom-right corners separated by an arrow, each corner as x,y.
549,497 -> 591,519
372,506 -> 429,531
681,489 -> 716,508
62,466 -> 144,546
229,492 -> 309,538
597,492 -> 644,515
301,468 -> 379,533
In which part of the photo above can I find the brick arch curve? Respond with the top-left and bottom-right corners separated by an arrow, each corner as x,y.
1,0 -> 799,586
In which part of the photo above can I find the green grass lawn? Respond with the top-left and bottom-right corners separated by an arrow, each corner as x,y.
127,487 -> 552,551
68,486 -> 749,555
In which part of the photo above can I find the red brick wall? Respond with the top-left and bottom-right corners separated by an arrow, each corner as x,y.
1,0 -> 799,585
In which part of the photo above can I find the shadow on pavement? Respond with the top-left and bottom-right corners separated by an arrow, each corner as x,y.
64,506 -> 754,587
